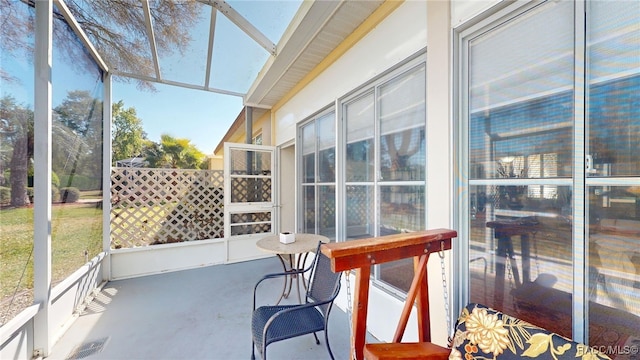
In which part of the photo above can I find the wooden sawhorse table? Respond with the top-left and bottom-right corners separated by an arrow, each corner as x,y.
321,228 -> 457,360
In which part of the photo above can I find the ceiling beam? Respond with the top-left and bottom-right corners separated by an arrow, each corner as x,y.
53,0 -> 108,72
112,71 -> 245,97
141,0 -> 161,80
204,7 -> 217,89
198,0 -> 277,55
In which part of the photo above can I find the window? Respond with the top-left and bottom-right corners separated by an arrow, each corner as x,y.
459,0 -> 639,350
299,110 -> 336,239
342,58 -> 426,293
297,53 -> 427,294
252,133 -> 262,145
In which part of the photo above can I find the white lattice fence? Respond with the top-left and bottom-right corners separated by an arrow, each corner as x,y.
110,168 -> 224,248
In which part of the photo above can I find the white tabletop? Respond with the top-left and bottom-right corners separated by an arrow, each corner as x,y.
256,233 -> 329,255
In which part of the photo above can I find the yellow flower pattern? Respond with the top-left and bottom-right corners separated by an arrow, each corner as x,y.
449,304 -> 611,360
465,307 -> 510,356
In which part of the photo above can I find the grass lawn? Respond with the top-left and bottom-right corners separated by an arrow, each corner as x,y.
0,203 -> 102,301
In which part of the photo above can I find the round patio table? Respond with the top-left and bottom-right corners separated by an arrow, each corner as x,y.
256,233 -> 329,304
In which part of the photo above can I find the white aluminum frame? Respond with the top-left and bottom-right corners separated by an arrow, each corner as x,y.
453,0 -> 640,344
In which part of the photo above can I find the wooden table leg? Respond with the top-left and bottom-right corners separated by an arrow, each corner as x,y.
352,266 -> 371,360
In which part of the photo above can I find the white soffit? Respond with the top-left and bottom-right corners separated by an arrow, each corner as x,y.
245,0 -> 385,109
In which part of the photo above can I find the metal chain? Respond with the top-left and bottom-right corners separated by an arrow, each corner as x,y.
505,254 -> 517,310
506,254 -> 515,290
344,270 -> 356,359
533,232 -> 540,278
439,242 -> 452,341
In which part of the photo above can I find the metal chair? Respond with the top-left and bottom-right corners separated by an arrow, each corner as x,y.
251,241 -> 342,360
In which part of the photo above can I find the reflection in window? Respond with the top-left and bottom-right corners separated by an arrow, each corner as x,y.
469,185 -> 573,338
343,61 -> 427,293
380,65 -> 425,182
467,0 -> 575,339
229,149 -> 271,176
346,92 -> 375,183
587,1 -> 640,349
346,185 -> 375,239
588,186 -> 640,347
299,111 -> 336,239
0,0 -> 35,325
51,8 -> 104,289
587,0 -> 640,178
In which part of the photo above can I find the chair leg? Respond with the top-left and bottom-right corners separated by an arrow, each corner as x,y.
324,330 -> 335,360
313,332 -> 320,345
251,341 -> 255,360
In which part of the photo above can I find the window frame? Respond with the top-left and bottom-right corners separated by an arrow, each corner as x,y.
296,50 -> 428,298
338,52 -> 428,298
455,0 -> 640,344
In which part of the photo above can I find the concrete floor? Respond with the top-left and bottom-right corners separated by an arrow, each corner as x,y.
48,256 -> 366,360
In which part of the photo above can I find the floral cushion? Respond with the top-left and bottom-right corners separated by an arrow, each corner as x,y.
449,303 -> 610,360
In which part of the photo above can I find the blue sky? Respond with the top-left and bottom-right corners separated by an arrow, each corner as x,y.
112,81 -> 244,155
1,0 -> 301,155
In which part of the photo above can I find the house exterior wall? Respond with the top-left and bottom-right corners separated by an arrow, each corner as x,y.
272,0 -> 455,344
267,0 -> 509,347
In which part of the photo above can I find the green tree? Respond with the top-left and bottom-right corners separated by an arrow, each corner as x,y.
0,96 -> 34,207
144,134 -> 205,169
112,100 -> 147,164
53,91 -> 103,188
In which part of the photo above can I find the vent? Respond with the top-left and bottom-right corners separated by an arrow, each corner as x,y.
66,337 -> 109,360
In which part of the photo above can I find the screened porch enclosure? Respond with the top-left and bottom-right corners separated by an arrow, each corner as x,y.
2,0 -> 640,358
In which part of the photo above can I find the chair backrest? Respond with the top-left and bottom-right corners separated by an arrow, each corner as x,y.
306,242 -> 341,314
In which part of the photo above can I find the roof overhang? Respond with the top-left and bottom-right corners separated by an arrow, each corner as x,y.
244,0 -> 386,110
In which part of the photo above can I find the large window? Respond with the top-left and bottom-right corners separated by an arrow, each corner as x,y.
343,58 -> 426,293
460,0 -> 639,353
297,55 -> 427,294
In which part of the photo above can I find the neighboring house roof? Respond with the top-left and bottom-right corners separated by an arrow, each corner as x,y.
214,108 -> 246,155
115,157 -> 147,168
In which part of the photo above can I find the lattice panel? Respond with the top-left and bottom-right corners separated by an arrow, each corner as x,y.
346,185 -> 371,226
110,169 -> 225,248
230,178 -> 272,203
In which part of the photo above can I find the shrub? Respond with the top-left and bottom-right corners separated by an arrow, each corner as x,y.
52,186 -> 60,203
27,170 -> 60,188
51,172 -> 60,188
59,187 -> 81,203
0,186 -> 10,205
58,174 -> 99,191
27,187 -> 34,203
26,187 -> 61,203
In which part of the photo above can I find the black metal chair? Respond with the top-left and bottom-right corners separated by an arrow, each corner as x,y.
251,241 -> 342,360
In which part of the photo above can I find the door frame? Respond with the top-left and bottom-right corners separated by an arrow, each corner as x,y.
224,142 -> 278,263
